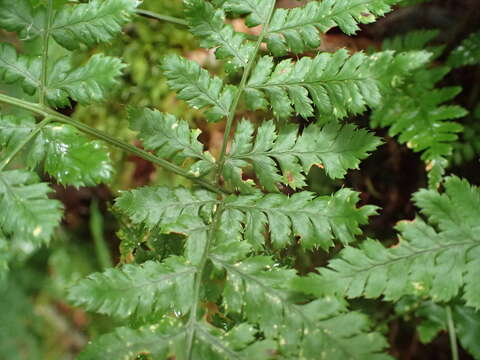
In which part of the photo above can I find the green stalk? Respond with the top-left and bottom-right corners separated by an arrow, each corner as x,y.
135,9 -> 188,26
0,93 -> 224,194
39,0 -> 54,105
0,117 -> 51,172
89,199 -> 114,270
215,2 -> 276,179
446,306 -> 459,360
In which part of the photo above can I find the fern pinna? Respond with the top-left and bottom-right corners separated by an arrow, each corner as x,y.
0,0 -> 478,359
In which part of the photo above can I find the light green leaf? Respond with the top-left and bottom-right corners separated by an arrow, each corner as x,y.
51,0 -> 140,50
265,0 -> 400,55
46,54 -> 125,107
163,54 -> 237,122
0,115 -> 113,187
223,0 -> 274,27
128,108 -> 215,176
222,188 -> 377,249
245,49 -> 429,119
114,186 -> 217,229
68,257 -> 196,318
223,120 -> 381,192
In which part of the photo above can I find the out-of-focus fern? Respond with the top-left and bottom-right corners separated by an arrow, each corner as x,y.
370,30 -> 468,188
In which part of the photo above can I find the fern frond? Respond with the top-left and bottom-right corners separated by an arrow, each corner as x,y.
209,251 -> 392,359
0,116 -> 113,186
79,320 -> 276,360
381,29 -> 443,57
114,186 -> 217,228
68,257 -> 196,318
163,55 -> 237,122
223,120 -> 381,192
0,0 -> 43,40
0,170 -> 62,243
263,0 -> 399,55
448,31 -> 480,67
46,54 -> 125,107
51,0 -> 140,50
245,49 -> 430,119
302,177 -> 480,309
0,43 -> 41,95
222,188 -> 377,250
128,108 -> 215,176
184,0 -> 255,72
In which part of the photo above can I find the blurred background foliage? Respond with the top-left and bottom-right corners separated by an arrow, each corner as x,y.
0,0 -> 478,359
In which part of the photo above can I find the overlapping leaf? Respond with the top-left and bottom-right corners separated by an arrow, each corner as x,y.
128,108 -> 215,176
51,0 -> 140,50
46,54 -> 125,107
163,55 -> 237,122
0,169 -> 62,243
221,188 -> 377,250
0,115 -> 113,186
209,248 -> 392,359
245,49 -> 430,119
68,257 -> 196,318
184,0 -> 255,72
223,120 -> 381,192
299,177 -> 480,309
264,0 -> 400,55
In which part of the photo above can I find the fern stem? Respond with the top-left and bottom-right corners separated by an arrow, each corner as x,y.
135,9 -> 188,26
446,306 -> 459,360
185,203 -> 224,360
0,116 -> 52,172
39,0 -> 54,106
0,93 -> 225,194
215,1 -> 276,179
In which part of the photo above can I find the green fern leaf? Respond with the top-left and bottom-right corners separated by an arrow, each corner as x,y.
210,251 -> 391,359
184,0 -> 255,72
0,0 -> 44,41
223,120 -> 381,192
79,320 -> 276,360
0,169 -> 62,243
46,54 -> 125,107
448,31 -> 480,67
381,29 -> 443,57
222,188 -> 377,249
0,116 -> 113,186
245,49 -> 429,119
51,0 -> 140,50
128,108 -> 215,176
303,177 -> 480,309
264,0 -> 399,55
0,42 -> 41,95
223,0 -> 274,27
163,55 -> 237,122
114,186 -> 217,229
68,257 -> 196,318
